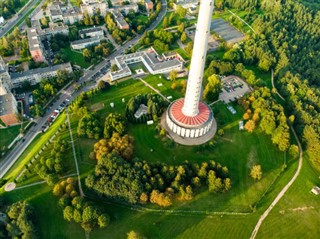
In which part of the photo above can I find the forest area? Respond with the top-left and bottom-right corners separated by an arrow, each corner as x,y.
216,0 -> 320,170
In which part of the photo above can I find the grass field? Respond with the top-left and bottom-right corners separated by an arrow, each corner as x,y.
1,77 -> 319,239
2,113 -> 67,182
0,125 -> 22,150
60,46 -> 91,69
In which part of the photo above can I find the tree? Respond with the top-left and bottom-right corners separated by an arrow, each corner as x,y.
111,64 -> 119,72
250,165 -> 262,180
169,70 -> 177,81
244,120 -> 255,133
180,32 -> 187,43
203,75 -> 221,101
162,17 -> 168,28
97,80 -> 110,91
288,144 -> 299,158
98,214 -> 110,228
176,5 -> 187,18
127,230 -> 146,239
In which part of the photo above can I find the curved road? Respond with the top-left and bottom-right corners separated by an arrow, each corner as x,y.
249,86 -> 303,239
0,0 -> 167,179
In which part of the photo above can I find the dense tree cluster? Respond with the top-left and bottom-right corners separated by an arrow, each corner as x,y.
0,28 -> 29,57
104,13 -> 133,44
86,154 -> 231,206
0,0 -> 24,19
224,0 -> 320,167
0,201 -> 37,239
82,40 -> 114,64
239,87 -> 290,151
139,29 -> 176,52
125,94 -> 168,123
203,74 -> 222,102
77,112 -> 102,139
53,178 -> 110,233
91,133 -> 134,161
104,113 -> 126,139
33,136 -> 69,185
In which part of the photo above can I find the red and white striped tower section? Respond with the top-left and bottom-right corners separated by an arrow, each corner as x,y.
165,0 -> 216,143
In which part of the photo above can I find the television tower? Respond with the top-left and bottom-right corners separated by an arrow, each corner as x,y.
165,0 -> 216,144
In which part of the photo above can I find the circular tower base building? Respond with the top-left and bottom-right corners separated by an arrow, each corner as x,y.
162,98 -> 217,145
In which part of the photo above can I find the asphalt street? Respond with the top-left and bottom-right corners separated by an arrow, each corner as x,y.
0,0 -> 167,179
0,0 -> 39,38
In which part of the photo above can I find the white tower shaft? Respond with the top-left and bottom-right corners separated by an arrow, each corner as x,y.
182,0 -> 214,117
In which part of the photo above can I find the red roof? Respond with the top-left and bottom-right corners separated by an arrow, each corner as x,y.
169,99 -> 211,126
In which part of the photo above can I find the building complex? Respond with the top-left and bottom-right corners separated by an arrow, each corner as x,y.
109,48 -> 184,81
10,63 -> 73,87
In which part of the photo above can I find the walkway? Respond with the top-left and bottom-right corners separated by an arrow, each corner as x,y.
271,69 -> 285,101
13,173 -> 78,190
227,9 -> 256,33
66,109 -> 84,197
138,78 -> 171,103
250,76 -> 303,239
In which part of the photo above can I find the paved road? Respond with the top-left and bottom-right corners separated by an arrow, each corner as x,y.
0,0 -> 39,38
0,0 -> 167,179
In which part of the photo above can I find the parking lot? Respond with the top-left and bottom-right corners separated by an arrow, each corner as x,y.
210,18 -> 245,44
219,75 -> 251,103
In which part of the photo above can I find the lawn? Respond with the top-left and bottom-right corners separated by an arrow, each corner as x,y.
142,74 -> 184,100
1,78 -> 319,239
0,125 -> 22,150
2,113 -> 67,182
257,158 -> 320,239
60,46 -> 91,69
15,121 -> 77,186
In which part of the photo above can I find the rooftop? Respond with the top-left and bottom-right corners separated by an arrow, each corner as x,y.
71,37 -> 101,45
0,94 -> 16,116
27,28 -> 41,51
111,49 -> 183,78
79,27 -> 103,35
10,63 -> 72,79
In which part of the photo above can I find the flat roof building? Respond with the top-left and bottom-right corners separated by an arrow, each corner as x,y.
71,37 -> 101,50
109,48 -> 184,82
27,28 -> 46,63
79,27 -> 104,38
10,63 -> 73,87
0,93 -> 18,126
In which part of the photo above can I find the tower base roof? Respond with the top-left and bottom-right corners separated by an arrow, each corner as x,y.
161,109 -> 217,146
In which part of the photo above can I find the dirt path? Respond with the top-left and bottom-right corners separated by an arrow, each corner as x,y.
271,69 -> 285,101
66,109 -> 84,197
138,78 -> 171,102
249,82 -> 303,239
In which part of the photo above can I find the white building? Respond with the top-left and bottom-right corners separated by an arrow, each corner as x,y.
71,37 -> 101,50
79,27 -> 104,38
115,3 -> 139,14
109,48 -> 184,81
80,0 -> 109,16
10,63 -> 73,87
